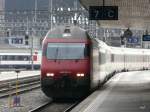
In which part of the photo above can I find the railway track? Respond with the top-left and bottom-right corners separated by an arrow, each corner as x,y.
29,101 -> 79,112
63,102 -> 79,112
0,74 -> 80,112
0,75 -> 40,98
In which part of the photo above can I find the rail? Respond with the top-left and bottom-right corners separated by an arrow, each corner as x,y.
0,76 -> 40,98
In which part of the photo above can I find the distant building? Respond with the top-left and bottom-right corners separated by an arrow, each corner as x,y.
0,0 -> 5,37
4,0 -> 80,11
5,0 -> 49,11
0,0 -> 4,10
2,0 -> 84,37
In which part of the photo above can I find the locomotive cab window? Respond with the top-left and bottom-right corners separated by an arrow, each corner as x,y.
46,43 -> 89,59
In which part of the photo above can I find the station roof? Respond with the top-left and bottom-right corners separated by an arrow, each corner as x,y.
79,0 -> 150,29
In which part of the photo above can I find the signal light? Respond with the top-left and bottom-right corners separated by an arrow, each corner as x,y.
76,73 -> 85,77
46,73 -> 54,77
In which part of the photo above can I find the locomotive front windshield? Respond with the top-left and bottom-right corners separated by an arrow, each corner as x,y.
46,43 -> 88,59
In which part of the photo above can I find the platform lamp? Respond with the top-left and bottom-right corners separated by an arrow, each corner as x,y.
25,31 -> 34,70
13,70 -> 21,107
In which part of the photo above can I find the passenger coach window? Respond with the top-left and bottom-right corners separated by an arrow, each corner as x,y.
1,55 -> 30,61
111,54 -> 114,62
99,52 -> 101,64
100,53 -> 106,64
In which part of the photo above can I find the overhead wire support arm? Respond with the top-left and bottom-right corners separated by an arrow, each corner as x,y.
50,0 -> 53,30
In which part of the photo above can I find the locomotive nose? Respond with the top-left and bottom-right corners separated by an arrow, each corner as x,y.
60,74 -> 71,88
62,74 -> 69,80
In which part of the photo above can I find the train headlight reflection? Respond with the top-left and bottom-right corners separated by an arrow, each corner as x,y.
46,73 -> 54,77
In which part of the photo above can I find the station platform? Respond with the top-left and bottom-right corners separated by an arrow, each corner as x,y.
71,70 -> 150,112
0,70 -> 40,81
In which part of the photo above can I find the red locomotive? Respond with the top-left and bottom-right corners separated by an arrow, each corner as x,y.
41,25 -> 94,99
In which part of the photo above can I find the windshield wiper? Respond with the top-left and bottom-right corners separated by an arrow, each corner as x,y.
54,48 -> 59,62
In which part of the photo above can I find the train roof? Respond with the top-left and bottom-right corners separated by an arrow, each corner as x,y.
45,25 -> 90,39
110,45 -> 150,55
97,39 -> 150,55
0,52 -> 30,55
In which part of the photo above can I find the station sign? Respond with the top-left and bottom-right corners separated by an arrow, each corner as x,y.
127,37 -> 139,44
89,6 -> 118,20
142,35 -> 150,41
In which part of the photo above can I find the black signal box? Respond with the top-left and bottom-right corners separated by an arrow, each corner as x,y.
143,35 -> 150,41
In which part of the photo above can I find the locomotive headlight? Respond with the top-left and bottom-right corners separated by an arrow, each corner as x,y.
77,73 -> 81,77
46,73 -> 54,77
80,73 -> 85,77
76,73 -> 85,77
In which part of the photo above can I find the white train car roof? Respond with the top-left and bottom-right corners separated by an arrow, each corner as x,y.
96,39 -> 150,55
0,50 -> 41,55
0,52 -> 30,55
110,46 -> 150,55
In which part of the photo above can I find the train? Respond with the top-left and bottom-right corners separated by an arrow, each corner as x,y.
41,25 -> 150,99
0,51 -> 41,70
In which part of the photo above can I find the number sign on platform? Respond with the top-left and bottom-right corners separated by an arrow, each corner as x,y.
89,6 -> 118,20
